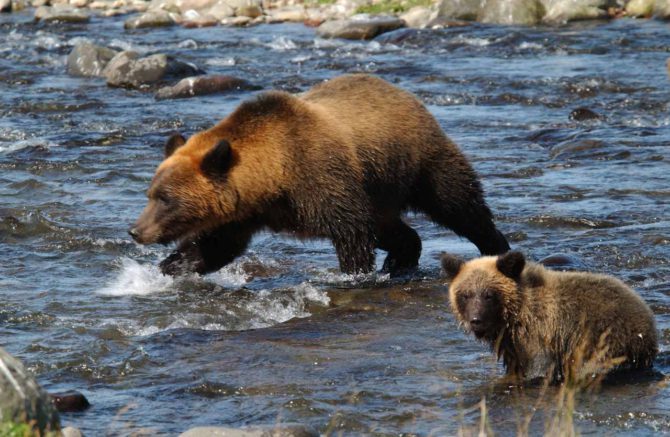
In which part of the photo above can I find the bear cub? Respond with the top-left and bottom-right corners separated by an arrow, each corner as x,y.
442,251 -> 658,382
129,74 -> 509,277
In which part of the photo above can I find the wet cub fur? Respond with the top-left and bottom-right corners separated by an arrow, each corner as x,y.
442,251 -> 658,382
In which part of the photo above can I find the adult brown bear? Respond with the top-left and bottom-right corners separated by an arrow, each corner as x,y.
129,74 -> 510,276
442,251 -> 658,382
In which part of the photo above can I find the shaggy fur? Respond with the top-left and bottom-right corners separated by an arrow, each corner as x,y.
442,251 -> 658,382
129,74 -> 510,276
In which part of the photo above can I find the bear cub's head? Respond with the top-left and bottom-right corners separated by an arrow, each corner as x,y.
442,251 -> 526,341
129,132 -> 238,245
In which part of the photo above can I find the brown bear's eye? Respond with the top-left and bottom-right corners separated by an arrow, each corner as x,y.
484,290 -> 494,300
156,192 -> 171,205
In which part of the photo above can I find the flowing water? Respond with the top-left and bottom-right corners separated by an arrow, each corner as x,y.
1,11 -> 669,436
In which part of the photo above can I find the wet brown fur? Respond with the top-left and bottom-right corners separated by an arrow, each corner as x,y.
131,74 -> 510,276
443,252 -> 658,382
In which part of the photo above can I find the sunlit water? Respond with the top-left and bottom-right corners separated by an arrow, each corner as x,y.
0,11 -> 669,436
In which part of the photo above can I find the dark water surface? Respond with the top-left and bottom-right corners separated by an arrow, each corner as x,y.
1,11 -> 669,436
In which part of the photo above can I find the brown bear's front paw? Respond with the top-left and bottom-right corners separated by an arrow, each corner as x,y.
159,251 -> 204,276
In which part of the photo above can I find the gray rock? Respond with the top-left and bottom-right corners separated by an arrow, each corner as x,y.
0,347 -> 60,434
235,3 -> 261,17
155,75 -> 260,100
1,0 -> 12,13
205,0 -> 235,19
104,51 -> 204,88
178,424 -> 319,437
540,0 -> 607,24
317,15 -> 406,40
67,42 -> 118,77
478,0 -> 544,25
62,427 -> 85,437
400,6 -> 434,28
124,9 -> 176,28
34,5 -> 90,21
626,0 -> 654,16
436,0 -> 482,20
176,0 -> 217,12
224,0 -> 261,10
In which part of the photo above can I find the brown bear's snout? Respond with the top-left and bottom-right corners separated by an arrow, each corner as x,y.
128,226 -> 140,241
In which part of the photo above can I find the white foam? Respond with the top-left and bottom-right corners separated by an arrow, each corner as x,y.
243,282 -> 330,329
97,257 -> 174,296
205,57 -> 236,67
209,262 -> 251,288
267,36 -> 297,51
0,139 -> 58,154
452,35 -> 491,47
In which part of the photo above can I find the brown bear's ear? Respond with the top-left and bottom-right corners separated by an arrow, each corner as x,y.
496,251 -> 525,280
441,253 -> 464,280
201,140 -> 232,178
165,133 -> 186,158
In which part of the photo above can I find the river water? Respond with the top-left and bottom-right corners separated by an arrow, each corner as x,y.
0,11 -> 669,436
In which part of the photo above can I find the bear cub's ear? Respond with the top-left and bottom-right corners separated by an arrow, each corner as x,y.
201,140 -> 233,178
165,133 -> 186,158
441,253 -> 464,280
496,251 -> 525,280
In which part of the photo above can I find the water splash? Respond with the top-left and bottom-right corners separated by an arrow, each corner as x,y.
97,257 -> 174,296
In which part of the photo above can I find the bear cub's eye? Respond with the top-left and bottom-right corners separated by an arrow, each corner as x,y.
483,290 -> 495,300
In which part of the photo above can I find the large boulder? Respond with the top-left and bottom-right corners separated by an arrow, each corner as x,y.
66,42 -> 119,77
436,0 -> 481,20
478,0 -> 544,25
0,347 -> 60,434
178,424 -> 319,437
155,75 -> 260,99
317,15 -> 406,40
124,9 -> 176,28
103,51 -> 204,88
540,0 -> 607,24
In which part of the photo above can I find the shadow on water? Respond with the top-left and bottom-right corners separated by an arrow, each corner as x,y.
0,10 -> 669,436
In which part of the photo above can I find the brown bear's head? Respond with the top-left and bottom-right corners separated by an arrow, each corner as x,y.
441,251 -> 526,342
129,131 -> 242,245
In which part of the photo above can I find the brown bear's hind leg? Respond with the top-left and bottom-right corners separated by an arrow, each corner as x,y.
375,217 -> 422,276
160,222 -> 257,276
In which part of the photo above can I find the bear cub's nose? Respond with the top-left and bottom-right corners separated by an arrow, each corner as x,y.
128,227 -> 140,241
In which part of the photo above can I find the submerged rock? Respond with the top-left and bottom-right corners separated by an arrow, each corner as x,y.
124,9 -> 176,28
155,75 -> 260,99
34,5 -> 90,22
478,0 -> 544,25
50,390 -> 91,412
569,107 -> 603,121
0,347 -> 60,434
539,253 -> 586,271
67,42 -> 118,77
178,424 -> 319,437
104,51 -> 204,88
317,15 -> 405,40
